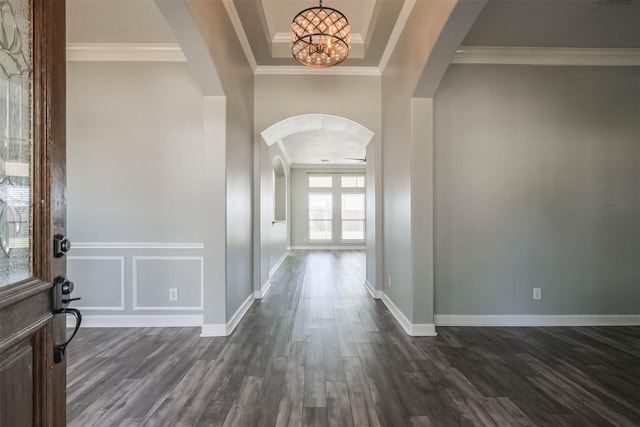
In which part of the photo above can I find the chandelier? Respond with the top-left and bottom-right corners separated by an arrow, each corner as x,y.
291,0 -> 351,68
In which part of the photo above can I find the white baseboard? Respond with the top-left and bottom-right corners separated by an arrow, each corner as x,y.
364,280 -> 382,299
200,323 -> 227,336
290,245 -> 366,250
381,292 -> 437,336
71,314 -> 203,328
255,280 -> 272,300
269,252 -> 289,278
435,314 -> 640,327
201,293 -> 255,337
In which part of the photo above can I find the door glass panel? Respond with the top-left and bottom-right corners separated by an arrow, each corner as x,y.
0,0 -> 33,286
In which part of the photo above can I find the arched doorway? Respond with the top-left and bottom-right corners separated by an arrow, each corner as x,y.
255,114 -> 381,300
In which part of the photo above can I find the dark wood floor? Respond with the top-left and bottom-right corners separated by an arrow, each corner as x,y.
67,250 -> 640,426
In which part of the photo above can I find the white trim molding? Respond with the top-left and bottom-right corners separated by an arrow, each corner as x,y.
381,293 -> 437,337
255,280 -> 272,300
452,46 -> 640,67
364,280 -> 382,299
66,43 -> 186,62
201,293 -> 256,337
72,314 -> 203,328
73,242 -> 204,250
132,256 -> 204,311
435,314 -> 640,327
269,252 -> 289,278
67,256 -> 126,311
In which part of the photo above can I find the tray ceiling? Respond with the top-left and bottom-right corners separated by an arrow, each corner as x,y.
233,0 -> 406,67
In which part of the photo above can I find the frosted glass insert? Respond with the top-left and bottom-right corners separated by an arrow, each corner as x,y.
0,0 -> 33,286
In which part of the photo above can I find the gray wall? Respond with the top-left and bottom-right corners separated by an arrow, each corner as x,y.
188,0 -> 255,323
290,167 -> 366,248
67,61 -> 205,315
434,65 -> 640,315
381,0 -> 456,323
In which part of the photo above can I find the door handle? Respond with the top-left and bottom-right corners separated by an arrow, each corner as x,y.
54,308 -> 81,363
52,276 -> 82,363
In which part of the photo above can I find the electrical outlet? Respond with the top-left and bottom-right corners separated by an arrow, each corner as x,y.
388,276 -> 392,288
533,288 -> 541,300
169,288 -> 178,301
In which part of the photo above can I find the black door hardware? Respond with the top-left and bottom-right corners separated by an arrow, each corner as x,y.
53,234 -> 71,258
52,275 -> 82,363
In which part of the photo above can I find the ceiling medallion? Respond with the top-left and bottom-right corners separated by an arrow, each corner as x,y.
291,0 -> 351,68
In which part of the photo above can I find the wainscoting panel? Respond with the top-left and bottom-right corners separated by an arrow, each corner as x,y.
69,243 -> 204,326
133,257 -> 204,311
68,256 -> 125,310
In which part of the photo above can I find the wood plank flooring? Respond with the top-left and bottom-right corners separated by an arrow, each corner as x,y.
67,250 -> 640,426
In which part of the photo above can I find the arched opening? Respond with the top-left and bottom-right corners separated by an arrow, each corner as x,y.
256,113 -> 381,300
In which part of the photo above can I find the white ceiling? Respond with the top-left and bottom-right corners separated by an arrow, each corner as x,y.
262,114 -> 374,165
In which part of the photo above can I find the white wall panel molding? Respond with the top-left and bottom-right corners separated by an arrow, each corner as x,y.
67,43 -> 186,62
67,256 -> 126,311
132,256 -> 204,311
72,314 -> 203,328
435,314 -> 640,327
381,293 -> 437,337
73,242 -> 204,250
201,293 -> 256,337
452,46 -> 640,66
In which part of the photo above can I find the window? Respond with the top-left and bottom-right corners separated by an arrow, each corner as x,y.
341,193 -> 365,240
341,175 -> 365,188
309,176 -> 332,188
309,193 -> 332,240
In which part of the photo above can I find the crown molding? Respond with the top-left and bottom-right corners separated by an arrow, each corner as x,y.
378,0 -> 416,73
255,65 -> 381,76
452,46 -> 640,66
223,0 -> 258,71
66,43 -> 186,62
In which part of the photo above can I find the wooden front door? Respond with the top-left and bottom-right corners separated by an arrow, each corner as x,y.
0,0 -> 68,426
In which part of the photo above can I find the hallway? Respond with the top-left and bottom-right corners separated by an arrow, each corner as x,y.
67,251 -> 639,426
